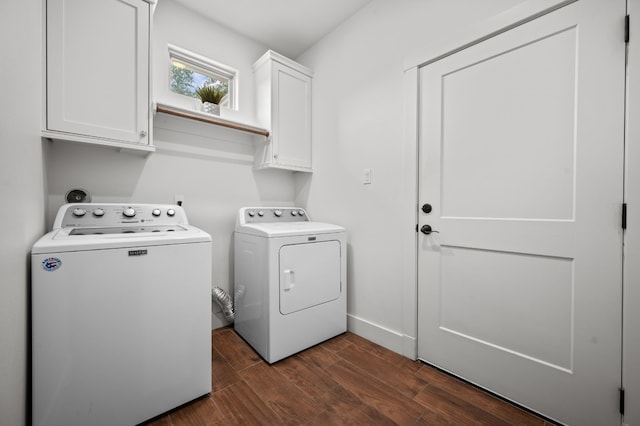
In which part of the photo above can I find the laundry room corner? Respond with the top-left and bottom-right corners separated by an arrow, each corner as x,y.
294,0 -> 529,356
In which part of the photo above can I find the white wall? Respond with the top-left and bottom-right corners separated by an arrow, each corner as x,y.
295,0 -> 526,355
46,0 -> 296,329
0,0 -> 47,424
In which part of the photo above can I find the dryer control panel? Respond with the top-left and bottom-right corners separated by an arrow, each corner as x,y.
238,207 -> 310,225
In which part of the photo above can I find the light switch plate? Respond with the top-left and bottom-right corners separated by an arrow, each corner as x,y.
363,168 -> 372,184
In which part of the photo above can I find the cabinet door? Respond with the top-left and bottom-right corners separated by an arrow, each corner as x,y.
272,62 -> 312,171
46,0 -> 150,145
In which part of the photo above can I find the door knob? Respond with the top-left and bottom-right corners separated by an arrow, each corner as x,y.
422,203 -> 432,214
421,225 -> 439,235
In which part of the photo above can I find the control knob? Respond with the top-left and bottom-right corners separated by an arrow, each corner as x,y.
291,210 -> 298,216
167,208 -> 176,217
274,210 -> 282,217
248,210 -> 256,217
152,208 -> 161,217
92,208 -> 105,217
257,210 -> 264,217
72,208 -> 86,217
123,207 -> 136,218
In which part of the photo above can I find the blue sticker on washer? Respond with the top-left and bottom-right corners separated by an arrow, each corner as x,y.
42,257 -> 62,271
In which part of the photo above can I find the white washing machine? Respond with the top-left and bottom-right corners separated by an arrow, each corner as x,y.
234,207 -> 346,363
31,203 -> 212,426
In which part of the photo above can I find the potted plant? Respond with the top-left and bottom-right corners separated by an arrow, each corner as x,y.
195,84 -> 228,115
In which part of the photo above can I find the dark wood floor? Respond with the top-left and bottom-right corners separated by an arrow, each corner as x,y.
147,327 -> 551,425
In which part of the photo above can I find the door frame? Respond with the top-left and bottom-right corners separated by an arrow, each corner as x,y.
402,0 -> 637,422
624,1 -> 640,425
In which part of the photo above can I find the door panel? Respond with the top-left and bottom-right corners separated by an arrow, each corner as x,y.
439,247 -> 573,371
440,26 -> 576,221
418,1 -> 625,424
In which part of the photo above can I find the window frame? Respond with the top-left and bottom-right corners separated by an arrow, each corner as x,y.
167,44 -> 238,110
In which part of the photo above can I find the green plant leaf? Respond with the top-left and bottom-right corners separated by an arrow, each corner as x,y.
195,84 -> 228,104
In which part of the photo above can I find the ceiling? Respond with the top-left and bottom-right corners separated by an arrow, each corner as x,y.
172,0 -> 374,58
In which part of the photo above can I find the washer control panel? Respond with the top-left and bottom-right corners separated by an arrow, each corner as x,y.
55,203 -> 189,229
239,207 -> 309,225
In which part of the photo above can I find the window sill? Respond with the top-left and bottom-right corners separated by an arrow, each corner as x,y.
153,102 -> 269,138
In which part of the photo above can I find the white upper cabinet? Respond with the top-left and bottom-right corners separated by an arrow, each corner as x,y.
44,0 -> 153,152
253,51 -> 313,172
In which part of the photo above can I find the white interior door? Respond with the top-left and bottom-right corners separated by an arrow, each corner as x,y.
417,1 -> 625,425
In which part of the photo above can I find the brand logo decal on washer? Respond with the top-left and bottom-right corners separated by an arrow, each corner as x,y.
128,249 -> 147,256
42,257 -> 62,271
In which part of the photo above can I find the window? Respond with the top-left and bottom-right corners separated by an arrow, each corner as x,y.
168,44 -> 238,109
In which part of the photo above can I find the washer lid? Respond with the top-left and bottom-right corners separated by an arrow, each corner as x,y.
235,221 -> 345,237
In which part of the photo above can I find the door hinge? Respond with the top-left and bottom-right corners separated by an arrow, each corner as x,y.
626,15 -> 630,43
622,203 -> 628,230
620,387 -> 626,415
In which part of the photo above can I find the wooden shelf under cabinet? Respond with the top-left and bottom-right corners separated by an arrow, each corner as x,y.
154,102 -> 269,138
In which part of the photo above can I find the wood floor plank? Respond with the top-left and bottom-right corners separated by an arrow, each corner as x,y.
272,353 -> 393,423
415,384 -> 513,426
212,329 -> 261,371
211,346 -> 241,392
309,404 -> 397,426
167,396 -> 224,426
415,407 -> 472,426
272,352 -> 347,404
212,381 -> 288,425
317,332 -> 352,353
296,342 -> 342,369
414,364 -> 545,425
311,389 -> 398,426
345,332 -> 424,374
325,359 -> 427,424
336,342 -> 428,398
238,362 -> 324,423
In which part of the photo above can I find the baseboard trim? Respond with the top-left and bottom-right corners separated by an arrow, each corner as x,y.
347,314 -> 417,359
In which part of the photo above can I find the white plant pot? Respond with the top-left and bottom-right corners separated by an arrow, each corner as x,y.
202,102 -> 220,115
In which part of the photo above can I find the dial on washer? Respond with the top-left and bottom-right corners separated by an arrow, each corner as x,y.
123,207 -> 136,218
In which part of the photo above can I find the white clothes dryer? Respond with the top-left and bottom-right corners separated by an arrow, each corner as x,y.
31,203 -> 212,426
234,207 -> 346,363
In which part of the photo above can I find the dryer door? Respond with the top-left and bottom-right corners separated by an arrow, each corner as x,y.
279,240 -> 341,314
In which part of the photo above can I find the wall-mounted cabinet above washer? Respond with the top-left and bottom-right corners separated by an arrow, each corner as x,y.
253,51 -> 313,172
43,0 -> 155,153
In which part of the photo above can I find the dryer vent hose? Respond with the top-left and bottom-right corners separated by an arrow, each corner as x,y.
212,286 -> 235,322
